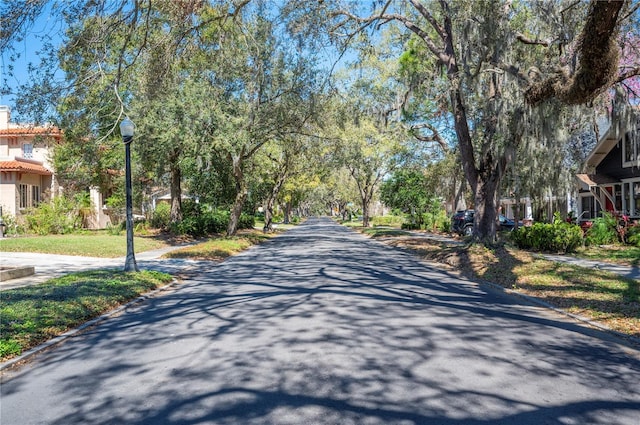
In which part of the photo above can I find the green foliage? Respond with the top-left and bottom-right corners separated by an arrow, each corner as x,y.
170,208 -> 255,237
586,212 -> 618,246
380,169 -> 433,225
105,194 -> 125,210
239,213 -> 256,230
627,224 -> 640,247
422,209 -> 449,232
401,221 -> 420,230
150,202 -> 171,229
0,212 -> 25,236
512,213 -> 583,253
24,196 -> 82,235
371,215 -> 405,227
105,221 -> 124,236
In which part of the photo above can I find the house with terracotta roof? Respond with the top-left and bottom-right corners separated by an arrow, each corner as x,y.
0,106 -> 113,229
0,105 -> 61,218
576,114 -> 640,222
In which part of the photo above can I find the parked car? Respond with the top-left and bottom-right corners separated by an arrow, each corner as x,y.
451,210 -> 474,236
452,210 -> 518,236
498,214 -> 516,231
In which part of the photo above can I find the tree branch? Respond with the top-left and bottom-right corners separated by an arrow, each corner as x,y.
515,33 -> 551,47
616,66 -> 640,83
525,0 -> 625,106
410,122 -> 449,153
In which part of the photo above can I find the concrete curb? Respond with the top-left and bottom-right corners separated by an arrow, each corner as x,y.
0,266 -> 35,281
0,278 -> 182,373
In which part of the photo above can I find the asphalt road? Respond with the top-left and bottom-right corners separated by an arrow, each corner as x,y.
1,217 -> 639,425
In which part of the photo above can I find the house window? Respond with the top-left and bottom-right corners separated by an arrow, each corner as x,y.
622,130 -> 640,168
19,184 -> 29,209
32,185 -> 40,206
18,184 -> 40,209
22,143 -> 33,159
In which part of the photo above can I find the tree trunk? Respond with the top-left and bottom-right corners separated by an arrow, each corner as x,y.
473,176 -> 500,243
361,194 -> 371,227
227,154 -> 245,237
228,189 -> 247,236
524,0 -> 624,106
169,154 -> 182,224
263,170 -> 287,232
284,202 -> 291,224
263,203 -> 273,233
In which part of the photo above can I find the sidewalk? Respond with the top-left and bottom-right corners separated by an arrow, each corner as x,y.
537,253 -> 640,281
0,243 -> 201,290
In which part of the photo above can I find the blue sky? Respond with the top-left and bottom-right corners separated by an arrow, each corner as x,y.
1,4 -> 65,121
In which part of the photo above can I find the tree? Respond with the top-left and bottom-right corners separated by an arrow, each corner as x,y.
327,0 -> 640,243
333,115 -> 401,227
2,1 -> 253,224
380,168 -> 432,226
190,5 -> 321,236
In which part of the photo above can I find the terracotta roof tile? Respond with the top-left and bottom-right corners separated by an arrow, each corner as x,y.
0,127 -> 62,137
0,159 -> 53,175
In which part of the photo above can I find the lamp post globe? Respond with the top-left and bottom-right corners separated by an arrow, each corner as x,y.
121,117 -> 138,272
120,117 -> 135,139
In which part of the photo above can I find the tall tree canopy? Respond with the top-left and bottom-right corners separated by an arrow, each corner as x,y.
321,0 -> 640,243
2,1 -> 639,242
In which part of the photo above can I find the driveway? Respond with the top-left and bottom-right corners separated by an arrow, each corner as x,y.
1,217 -> 639,424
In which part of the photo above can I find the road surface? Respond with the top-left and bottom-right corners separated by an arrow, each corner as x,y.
1,217 -> 639,424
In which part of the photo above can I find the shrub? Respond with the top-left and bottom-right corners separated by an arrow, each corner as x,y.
585,212 -> 618,246
401,221 -> 421,230
25,196 -> 81,235
201,210 -> 228,234
627,224 -> 640,247
168,210 -> 254,237
150,203 -> 171,229
422,209 -> 449,232
239,213 -> 256,230
172,216 -> 204,237
0,212 -> 25,237
371,215 -> 405,227
105,221 -> 124,235
512,212 -> 583,253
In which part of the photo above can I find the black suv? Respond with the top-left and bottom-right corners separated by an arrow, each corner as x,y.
451,210 -> 474,236
451,210 -> 517,235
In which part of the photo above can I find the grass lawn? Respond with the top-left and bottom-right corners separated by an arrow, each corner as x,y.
0,270 -> 173,361
359,227 -> 640,339
575,245 -> 640,267
0,233 -> 168,257
164,230 -> 273,261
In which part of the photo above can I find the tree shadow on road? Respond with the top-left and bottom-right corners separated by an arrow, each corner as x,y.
3,218 -> 640,425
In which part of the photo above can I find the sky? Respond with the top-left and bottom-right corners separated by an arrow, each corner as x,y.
0,4 -> 65,122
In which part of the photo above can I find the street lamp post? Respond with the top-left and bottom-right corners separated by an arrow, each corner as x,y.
120,117 -> 139,272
